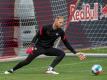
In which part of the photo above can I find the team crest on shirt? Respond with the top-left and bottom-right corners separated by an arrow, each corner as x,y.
56,33 -> 59,36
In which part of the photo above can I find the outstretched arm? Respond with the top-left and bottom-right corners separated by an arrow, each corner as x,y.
61,33 -> 77,54
61,31 -> 86,60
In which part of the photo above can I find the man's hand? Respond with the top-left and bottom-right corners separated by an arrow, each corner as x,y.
26,43 -> 37,54
76,52 -> 86,60
26,47 -> 37,54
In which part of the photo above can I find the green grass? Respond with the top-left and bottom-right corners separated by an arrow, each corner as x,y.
0,57 -> 107,80
80,48 -> 107,53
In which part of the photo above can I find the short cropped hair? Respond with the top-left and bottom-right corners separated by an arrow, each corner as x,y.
55,16 -> 64,20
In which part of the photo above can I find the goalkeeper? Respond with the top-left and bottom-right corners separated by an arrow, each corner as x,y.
5,16 -> 86,74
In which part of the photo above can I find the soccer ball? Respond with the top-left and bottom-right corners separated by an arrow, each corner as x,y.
91,64 -> 103,75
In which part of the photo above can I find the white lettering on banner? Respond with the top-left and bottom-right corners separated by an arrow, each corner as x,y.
70,3 -> 98,22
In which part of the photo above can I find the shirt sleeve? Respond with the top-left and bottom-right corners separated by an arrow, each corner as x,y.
31,26 -> 46,47
61,31 -> 77,54
31,30 -> 40,44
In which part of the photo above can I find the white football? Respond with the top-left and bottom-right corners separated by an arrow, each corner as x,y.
91,64 -> 103,75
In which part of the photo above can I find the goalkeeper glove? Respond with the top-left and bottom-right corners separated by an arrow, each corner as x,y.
76,52 -> 86,60
26,47 -> 34,54
26,43 -> 37,54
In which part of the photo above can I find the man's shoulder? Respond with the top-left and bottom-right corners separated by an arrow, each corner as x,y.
43,24 -> 52,28
41,24 -> 52,31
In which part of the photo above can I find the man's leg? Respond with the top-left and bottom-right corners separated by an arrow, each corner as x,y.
13,51 -> 40,71
4,49 -> 41,74
45,48 -> 65,74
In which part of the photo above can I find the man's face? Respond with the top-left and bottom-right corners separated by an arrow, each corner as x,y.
54,18 -> 64,28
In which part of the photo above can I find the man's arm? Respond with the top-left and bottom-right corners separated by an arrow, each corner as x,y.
61,32 -> 77,54
61,31 -> 86,60
26,26 -> 45,54
31,26 -> 46,47
31,30 -> 40,46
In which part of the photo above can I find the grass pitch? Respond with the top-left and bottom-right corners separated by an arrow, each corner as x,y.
0,56 -> 107,80
80,47 -> 107,53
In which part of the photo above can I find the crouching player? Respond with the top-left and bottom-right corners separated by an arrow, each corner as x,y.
5,16 -> 86,74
